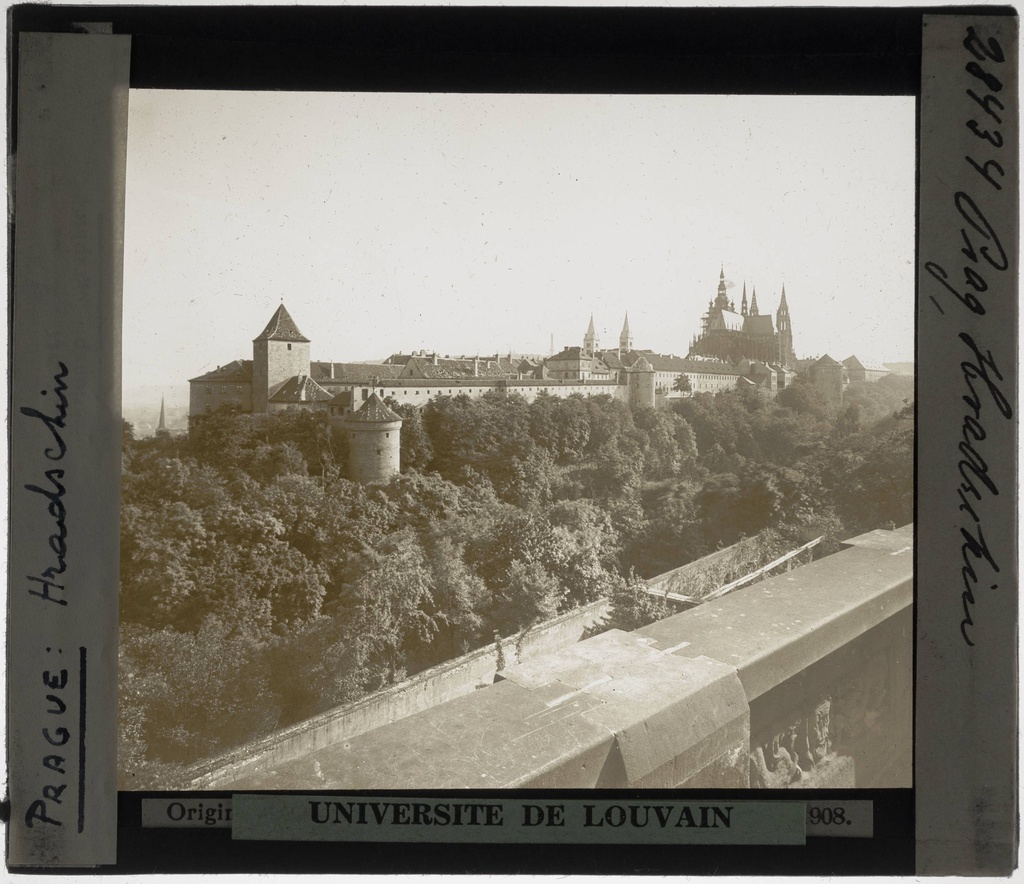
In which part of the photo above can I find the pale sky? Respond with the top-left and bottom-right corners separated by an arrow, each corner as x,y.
123,91 -> 915,407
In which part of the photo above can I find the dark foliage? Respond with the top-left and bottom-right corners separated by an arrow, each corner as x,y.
120,379 -> 912,784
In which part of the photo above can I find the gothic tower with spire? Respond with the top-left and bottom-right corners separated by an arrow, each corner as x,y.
619,313 -> 633,353
252,303 -> 311,414
583,315 -> 599,358
776,284 -> 796,366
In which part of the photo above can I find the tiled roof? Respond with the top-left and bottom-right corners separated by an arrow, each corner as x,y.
189,359 -> 253,384
631,356 -> 654,372
327,390 -> 354,407
843,356 -> 890,373
382,354 -> 518,380
743,314 -> 775,336
813,354 -> 843,367
549,347 -> 585,361
708,309 -> 744,332
598,351 -> 626,370
309,362 -> 406,383
347,392 -> 402,423
253,304 -> 310,343
268,375 -> 333,403
623,351 -> 739,375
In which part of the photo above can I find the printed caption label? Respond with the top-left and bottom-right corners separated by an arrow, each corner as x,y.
142,798 -> 234,828
233,796 -> 805,844
804,800 -> 872,838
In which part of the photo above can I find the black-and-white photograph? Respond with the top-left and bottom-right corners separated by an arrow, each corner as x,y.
118,90 -> 915,792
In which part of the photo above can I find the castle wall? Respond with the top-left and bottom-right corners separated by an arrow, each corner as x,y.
267,400 -> 328,414
328,379 -> 631,409
189,381 -> 252,417
347,419 -> 402,484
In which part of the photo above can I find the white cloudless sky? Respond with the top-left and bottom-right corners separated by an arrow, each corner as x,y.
123,90 -> 914,406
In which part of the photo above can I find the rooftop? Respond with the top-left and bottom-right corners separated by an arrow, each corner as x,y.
188,359 -> 253,384
267,374 -> 332,403
253,304 -> 310,344
347,391 -> 402,423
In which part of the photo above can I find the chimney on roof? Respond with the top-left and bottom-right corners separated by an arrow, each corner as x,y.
330,363 -> 335,379
474,357 -> 479,377
432,353 -> 438,366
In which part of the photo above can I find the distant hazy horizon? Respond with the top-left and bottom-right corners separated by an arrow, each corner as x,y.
124,91 -> 915,410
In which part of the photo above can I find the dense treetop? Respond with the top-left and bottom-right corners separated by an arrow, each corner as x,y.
120,377 -> 913,785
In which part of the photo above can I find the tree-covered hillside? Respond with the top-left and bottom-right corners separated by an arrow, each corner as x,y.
119,376 -> 913,785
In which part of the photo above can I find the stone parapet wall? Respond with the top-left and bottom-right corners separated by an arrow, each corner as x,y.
178,598 -> 611,789
181,525 -> 912,791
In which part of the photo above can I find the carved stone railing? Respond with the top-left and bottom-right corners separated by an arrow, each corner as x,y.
200,525 -> 912,790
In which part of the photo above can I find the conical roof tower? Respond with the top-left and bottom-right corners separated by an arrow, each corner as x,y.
253,303 -> 310,343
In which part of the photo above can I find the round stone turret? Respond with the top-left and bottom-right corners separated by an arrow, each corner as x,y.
346,392 -> 402,484
627,356 -> 656,408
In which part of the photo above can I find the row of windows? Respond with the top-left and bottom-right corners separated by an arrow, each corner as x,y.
204,385 -> 244,395
376,388 -> 481,398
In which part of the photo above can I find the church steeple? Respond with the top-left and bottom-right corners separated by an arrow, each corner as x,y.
714,266 -> 731,310
749,285 -> 760,316
619,312 -> 632,352
740,282 -> 748,316
776,284 -> 795,367
156,396 -> 168,435
583,314 -> 598,358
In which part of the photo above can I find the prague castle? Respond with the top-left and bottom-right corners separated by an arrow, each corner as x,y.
188,267 -> 805,426
187,267 -> 890,479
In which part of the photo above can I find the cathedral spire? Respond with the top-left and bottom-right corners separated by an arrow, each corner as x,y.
714,266 -> 730,310
776,284 -> 795,367
750,285 -> 760,316
741,282 -> 748,316
157,396 -> 166,432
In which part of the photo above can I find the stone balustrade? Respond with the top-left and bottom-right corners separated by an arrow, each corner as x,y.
201,524 -> 911,790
